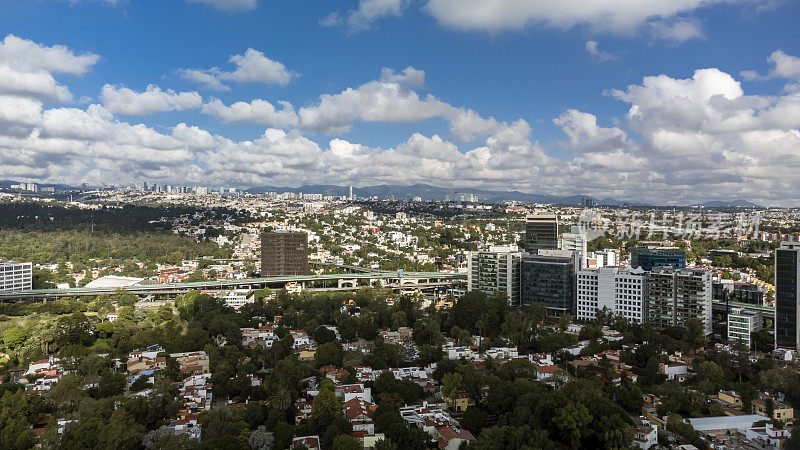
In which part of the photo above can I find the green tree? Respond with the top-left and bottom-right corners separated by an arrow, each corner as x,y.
111,288 -> 138,307
2,327 -> 26,350
332,434 -> 362,450
315,341 -> 345,368
553,401 -> 591,448
441,372 -> 464,399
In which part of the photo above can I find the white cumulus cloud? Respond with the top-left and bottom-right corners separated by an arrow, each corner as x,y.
422,0 -> 760,36
741,50 -> 800,81
0,34 -> 99,102
648,18 -> 705,44
101,84 -> 203,115
322,0 -> 408,32
585,41 -> 617,62
201,98 -> 298,128
186,0 -> 257,12
180,48 -> 296,90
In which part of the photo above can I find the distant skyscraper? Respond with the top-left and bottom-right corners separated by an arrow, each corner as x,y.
525,214 -> 559,252
349,185 -> 353,200
560,226 -> 588,269
260,231 -> 308,276
775,244 -> 800,349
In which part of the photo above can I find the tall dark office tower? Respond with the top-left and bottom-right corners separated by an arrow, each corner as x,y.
520,250 -> 579,316
775,244 -> 800,349
260,231 -> 308,276
525,214 -> 559,252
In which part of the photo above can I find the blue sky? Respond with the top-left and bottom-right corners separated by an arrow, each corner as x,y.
1,0 -> 800,204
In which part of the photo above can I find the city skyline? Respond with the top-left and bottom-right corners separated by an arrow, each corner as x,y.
1,1 -> 800,205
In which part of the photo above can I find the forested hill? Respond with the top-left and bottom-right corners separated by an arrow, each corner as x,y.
0,202 -> 252,233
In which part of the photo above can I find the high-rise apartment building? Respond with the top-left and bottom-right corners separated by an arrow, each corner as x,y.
560,226 -> 588,269
0,261 -> 33,291
630,248 -> 687,271
520,250 -> 579,316
645,267 -> 712,335
525,214 -> 559,252
775,243 -> 800,349
467,250 -> 522,306
260,231 -> 308,276
576,266 -> 648,323
728,308 -> 763,349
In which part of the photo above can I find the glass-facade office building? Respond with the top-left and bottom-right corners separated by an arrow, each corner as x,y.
630,249 -> 686,272
525,214 -> 559,252
520,252 -> 578,316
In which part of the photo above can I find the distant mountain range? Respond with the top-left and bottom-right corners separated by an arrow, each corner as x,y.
695,200 -> 763,208
0,179 -> 74,191
245,183 -> 650,206
0,179 -> 767,207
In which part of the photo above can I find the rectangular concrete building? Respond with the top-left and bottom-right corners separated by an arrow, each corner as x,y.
0,261 -> 32,291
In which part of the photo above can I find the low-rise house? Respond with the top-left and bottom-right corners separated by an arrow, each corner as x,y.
718,390 -> 743,409
171,351 -> 210,374
294,398 -> 313,422
298,349 -> 316,361
528,353 -> 553,365
400,401 -> 454,429
171,408 -> 201,440
565,340 -> 590,356
534,364 -> 565,382
379,330 -> 403,344
753,393 -> 794,425
483,347 -> 518,360
444,393 -> 474,413
354,366 -> 380,383
320,365 -> 350,383
745,423 -> 791,449
180,374 -> 213,411
399,401 -> 475,450
442,343 -> 476,360
215,289 -> 253,310
127,346 -> 167,375
22,355 -> 62,393
290,330 -> 313,349
660,362 -> 689,381
632,416 -> 658,449
241,326 -> 279,348
291,435 -> 321,450
336,384 -> 372,403
436,426 -> 476,450
343,397 -> 377,438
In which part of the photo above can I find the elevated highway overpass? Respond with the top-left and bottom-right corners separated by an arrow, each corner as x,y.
0,271 -> 466,301
712,300 -> 773,315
